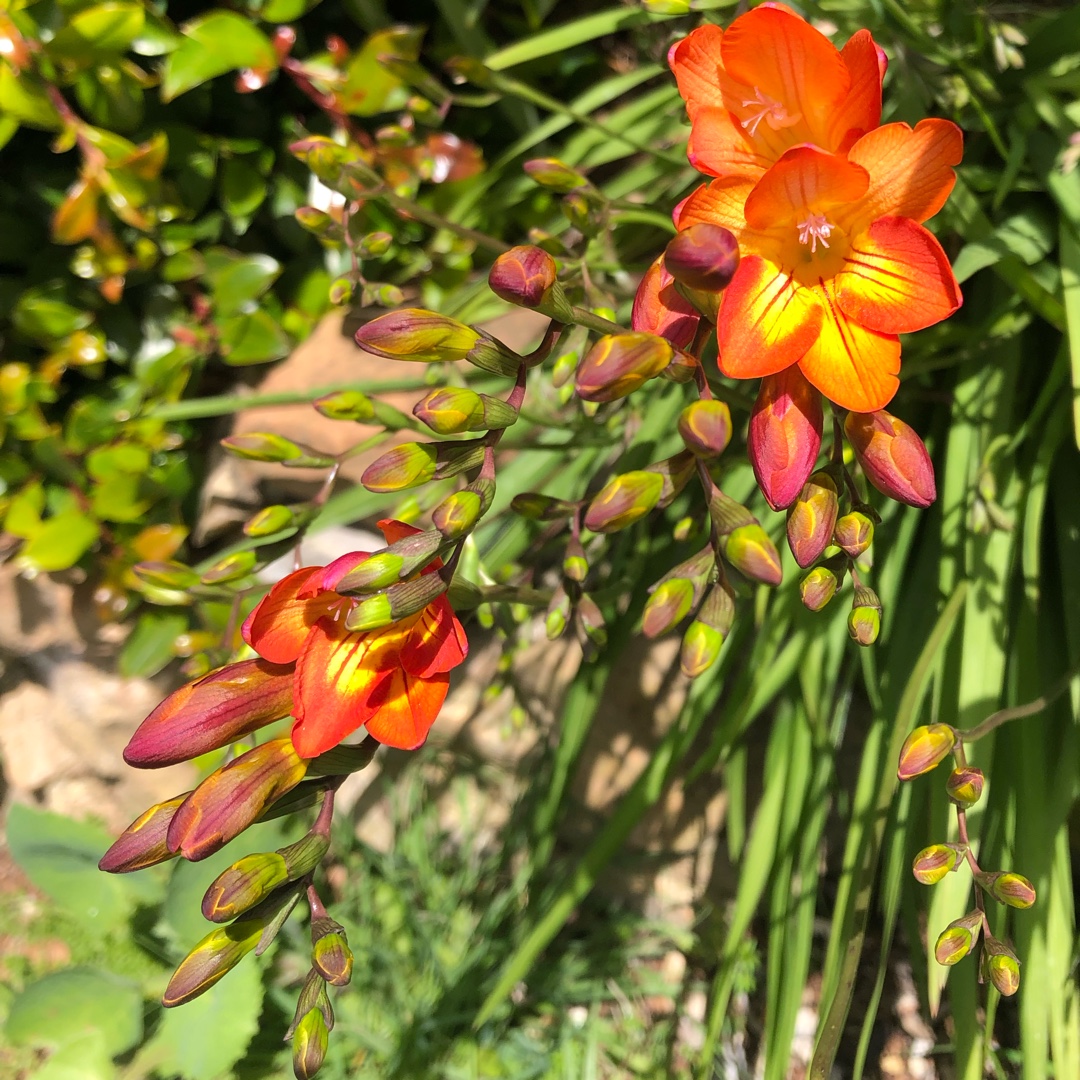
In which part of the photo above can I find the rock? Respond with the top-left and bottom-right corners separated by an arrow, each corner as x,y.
0,683 -> 82,791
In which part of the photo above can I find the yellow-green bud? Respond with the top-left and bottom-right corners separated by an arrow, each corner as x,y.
162,917 -> 266,1007
912,843 -> 966,885
977,870 -> 1036,909
221,433 -> 334,468
576,594 -> 607,649
432,488 -> 483,539
291,1007 -> 330,1079
200,551 -> 257,585
678,400 -> 733,458
313,390 -> 375,422
361,440 -> 486,493
354,308 -> 481,363
244,504 -> 307,537
799,564 -> 840,612
523,157 -> 589,193
562,537 -> 588,583
344,572 -> 448,632
833,511 -> 874,559
847,584 -> 882,646
642,578 -> 695,639
946,765 -> 984,808
897,723 -> 958,781
510,493 -> 578,521
413,387 -> 517,434
545,588 -> 570,641
722,524 -> 783,587
584,470 -> 665,533
680,621 -> 724,678
935,910 -> 982,966
982,938 -> 1020,996
311,917 -> 353,986
132,560 -> 200,590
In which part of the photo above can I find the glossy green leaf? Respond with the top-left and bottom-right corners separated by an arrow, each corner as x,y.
161,11 -> 277,101
205,251 -> 281,315
218,309 -> 291,365
119,609 -> 188,677
16,508 -> 100,572
50,2 -> 145,58
0,67 -> 62,129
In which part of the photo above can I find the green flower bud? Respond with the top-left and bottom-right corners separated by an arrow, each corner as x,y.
355,308 -> 481,364
295,207 -> 343,242
221,433 -> 334,468
584,470 -> 665,533
244,504 -> 308,537
361,440 -> 486,493
799,558 -> 845,612
562,537 -> 588,583
680,620 -> 724,678
510,493 -> 578,521
723,524 -> 783,587
678,399 -> 733,458
292,1007 -> 330,1079
833,511 -> 874,559
311,917 -> 353,986
545,587 -> 570,641
200,551 -> 257,585
132,560 -> 200,590
523,158 -> 589,193
935,910 -> 982,966
982,938 -> 1021,996
946,765 -> 984,808
847,584 -> 882,646
576,594 -> 607,649
432,482 -> 492,540
413,387 -> 517,434
786,471 -> 839,569
912,843 -> 966,885
977,871 -> 1036,909
358,231 -> 392,258
343,571 -> 448,632
897,723 -> 958,781
328,276 -> 354,306
313,390 -> 375,422
334,530 -> 444,593
575,332 -> 674,403
642,578 -> 695,639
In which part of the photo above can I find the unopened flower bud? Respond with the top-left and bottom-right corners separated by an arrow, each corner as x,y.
510,493 -> 578,521
433,480 -> 494,540
413,387 -> 516,434
897,723 -> 958,781
334,531 -> 445,594
664,224 -> 739,293
912,843 -> 966,885
523,157 -> 589,192
982,938 -> 1021,996
723,524 -> 783,586
845,409 -> 936,508
221,434 -> 334,468
311,917 -> 353,986
631,255 -> 700,350
847,584 -> 882,646
786,471 -> 839,568
124,659 -> 294,768
977,871 -> 1036,909
546,587 -> 571,640
244,504 -> 309,537
488,245 -> 573,321
935,910 -> 982,966
361,440 -> 485,493
562,190 -> 601,234
680,583 -> 734,677
678,400 -> 732,457
313,390 -> 375,422
292,1007 -> 330,1079
355,308 -> 481,363
99,793 -> 189,873
575,332 -> 674,403
200,551 -> 257,585
642,578 -> 695,638
833,511 -> 874,558
748,369 -> 824,511
576,594 -> 607,649
799,556 -> 847,612
946,766 -> 985,808
584,470 -> 665,533
562,537 -> 588,583
344,571 -> 448,632
166,737 -> 308,861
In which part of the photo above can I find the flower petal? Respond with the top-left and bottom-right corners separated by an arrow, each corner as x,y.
669,24 -> 726,120
674,177 -> 756,241
835,216 -> 961,334
843,119 -> 963,227
363,669 -> 449,750
687,106 -> 773,180
401,599 -> 469,677
242,567 -> 335,664
718,255 -> 823,379
631,255 -> 701,350
744,146 -> 869,230
378,518 -> 421,544
298,551 -> 370,597
797,281 -> 900,412
828,30 -> 886,151
290,620 -> 396,757
721,6 -> 850,148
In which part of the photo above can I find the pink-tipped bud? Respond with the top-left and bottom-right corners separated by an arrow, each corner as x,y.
523,158 -> 589,193
488,245 -> 574,321
912,843 -> 966,885
977,871 -> 1036,909
847,583 -> 882,646
642,578 -> 695,638
510,493 -> 578,521
748,368 -> 824,511
584,470 -> 665,533
361,440 -> 485,493
413,387 -> 517,434
722,524 -> 783,587
355,308 -> 481,363
799,556 -> 847,612
844,409 -> 936,508
786,471 -> 839,568
946,766 -> 985,808
124,659 -> 295,768
935,910 -> 983,966
99,793 -> 189,873
311,917 -> 354,986
166,737 -> 309,862
678,400 -> 732,458
679,583 -> 735,677
162,917 -> 267,1007
664,224 -> 739,293
982,938 -> 1021,996
575,332 -> 674,403
833,511 -> 875,559
897,723 -> 958,781
631,255 -> 700,350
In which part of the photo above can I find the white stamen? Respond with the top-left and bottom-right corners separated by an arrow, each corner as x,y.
797,212 -> 833,254
739,86 -> 795,137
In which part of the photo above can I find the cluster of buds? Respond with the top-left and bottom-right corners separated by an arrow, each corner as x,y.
898,723 -> 1035,997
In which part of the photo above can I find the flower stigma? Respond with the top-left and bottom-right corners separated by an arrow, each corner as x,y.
739,87 -> 799,137
797,212 -> 833,254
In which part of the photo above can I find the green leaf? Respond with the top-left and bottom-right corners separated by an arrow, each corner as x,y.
161,11 -> 277,102
261,0 -> 322,19
5,967 -> 142,1058
50,2 -> 146,59
205,251 -> 281,315
142,952 -> 264,1080
0,67 -> 62,129
218,156 -> 268,224
16,509 -> 100,572
218,309 -> 291,365
119,609 -> 188,677
33,1030 -> 115,1080
5,804 -> 159,929
12,291 -> 91,343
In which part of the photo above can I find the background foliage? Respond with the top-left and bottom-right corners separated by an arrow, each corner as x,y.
3,0 -> 1080,1077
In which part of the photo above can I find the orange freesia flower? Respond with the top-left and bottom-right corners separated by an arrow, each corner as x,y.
670,4 -> 887,182
676,125 -> 963,411
242,519 -> 467,757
